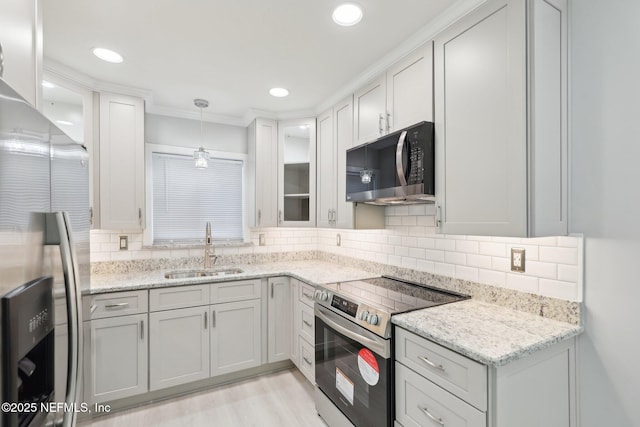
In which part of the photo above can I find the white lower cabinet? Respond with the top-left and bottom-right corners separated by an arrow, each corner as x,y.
210,299 -> 262,376
267,277 -> 291,362
89,313 -> 148,403
395,327 -> 576,427
149,306 -> 210,391
291,279 -> 316,384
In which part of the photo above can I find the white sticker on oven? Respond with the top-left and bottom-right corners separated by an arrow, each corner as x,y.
358,348 -> 380,386
335,367 -> 354,405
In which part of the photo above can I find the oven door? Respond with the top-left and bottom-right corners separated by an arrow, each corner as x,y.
314,305 -> 392,427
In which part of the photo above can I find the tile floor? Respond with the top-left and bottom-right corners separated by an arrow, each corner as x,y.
79,369 -> 327,427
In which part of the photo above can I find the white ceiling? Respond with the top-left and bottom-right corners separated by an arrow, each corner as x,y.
42,0 -> 464,125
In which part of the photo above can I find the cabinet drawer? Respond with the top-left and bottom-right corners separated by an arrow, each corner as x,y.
395,362 -> 486,427
299,303 -> 314,344
298,336 -> 315,384
85,290 -> 148,319
149,285 -> 209,312
298,282 -> 315,307
210,279 -> 261,303
395,328 -> 487,411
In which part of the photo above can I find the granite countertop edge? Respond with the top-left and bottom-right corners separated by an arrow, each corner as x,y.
391,300 -> 583,367
88,261 -> 380,294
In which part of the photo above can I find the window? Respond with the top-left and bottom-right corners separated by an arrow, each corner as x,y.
150,151 -> 243,244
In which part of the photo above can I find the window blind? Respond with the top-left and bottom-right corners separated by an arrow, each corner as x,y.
151,152 -> 243,244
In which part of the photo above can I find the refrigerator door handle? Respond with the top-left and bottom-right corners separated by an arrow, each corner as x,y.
48,212 -> 84,427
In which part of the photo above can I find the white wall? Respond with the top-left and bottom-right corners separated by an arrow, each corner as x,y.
145,113 -> 247,154
571,0 -> 640,425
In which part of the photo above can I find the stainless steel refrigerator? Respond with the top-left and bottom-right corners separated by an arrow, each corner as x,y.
0,77 -> 90,427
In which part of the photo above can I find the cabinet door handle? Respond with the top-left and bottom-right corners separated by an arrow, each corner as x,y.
303,356 -> 312,366
140,320 -> 144,340
419,406 -> 444,426
386,112 -> 391,132
419,355 -> 445,372
258,209 -> 261,226
278,210 -> 283,224
138,208 -> 142,227
90,304 -> 97,314
379,113 -> 384,135
105,302 -> 129,310
89,207 -> 94,226
302,292 -> 313,300
212,310 -> 216,328
303,319 -> 313,327
204,311 -> 208,329
271,282 -> 274,298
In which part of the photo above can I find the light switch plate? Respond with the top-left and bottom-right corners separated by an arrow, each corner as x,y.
511,248 -> 525,272
336,234 -> 341,247
259,233 -> 266,246
119,235 -> 128,251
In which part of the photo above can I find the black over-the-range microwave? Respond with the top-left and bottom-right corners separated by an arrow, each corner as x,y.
346,121 -> 434,205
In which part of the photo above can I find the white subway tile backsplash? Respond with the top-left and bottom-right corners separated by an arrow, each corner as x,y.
466,254 -> 492,269
539,246 -> 578,265
455,265 -> 479,282
435,239 -> 455,251
479,241 -> 507,257
478,269 -> 506,287
425,249 -> 445,263
91,211 -> 583,303
506,273 -> 539,294
434,262 -> 455,277
455,240 -> 479,254
444,251 -> 466,265
539,278 -> 579,301
557,264 -> 578,282
525,261 -> 557,279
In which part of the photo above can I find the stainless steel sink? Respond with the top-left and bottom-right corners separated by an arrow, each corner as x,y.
164,268 -> 243,279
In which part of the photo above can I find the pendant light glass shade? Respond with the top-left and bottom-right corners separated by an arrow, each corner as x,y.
193,98 -> 210,168
194,146 -> 210,169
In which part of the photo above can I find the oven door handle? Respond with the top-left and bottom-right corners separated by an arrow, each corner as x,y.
315,305 -> 390,358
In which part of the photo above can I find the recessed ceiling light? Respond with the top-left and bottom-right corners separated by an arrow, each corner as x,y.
332,3 -> 363,26
269,87 -> 289,98
56,120 -> 73,126
92,47 -> 124,63
42,80 -> 55,88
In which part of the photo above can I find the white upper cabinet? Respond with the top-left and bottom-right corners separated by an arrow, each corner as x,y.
316,109 -> 335,228
354,42 -> 433,146
0,0 -> 42,107
386,42 -> 434,132
354,75 -> 387,146
316,96 -> 385,230
434,0 -> 568,237
277,118 -> 316,227
248,118 -> 278,227
98,92 -> 145,231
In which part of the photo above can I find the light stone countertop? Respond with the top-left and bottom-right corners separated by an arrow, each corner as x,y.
392,299 -> 583,367
90,260 -> 582,367
89,260 -> 379,293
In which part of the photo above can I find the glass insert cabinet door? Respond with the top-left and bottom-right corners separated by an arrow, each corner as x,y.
277,118 -> 316,227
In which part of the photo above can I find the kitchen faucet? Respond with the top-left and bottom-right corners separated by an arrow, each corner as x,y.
203,221 -> 218,268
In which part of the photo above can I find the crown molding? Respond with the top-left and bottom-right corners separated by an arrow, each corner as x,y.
314,0 -> 486,114
43,0 -> 485,129
146,104 -> 247,127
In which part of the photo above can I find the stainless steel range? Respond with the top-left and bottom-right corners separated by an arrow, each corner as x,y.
313,276 -> 468,427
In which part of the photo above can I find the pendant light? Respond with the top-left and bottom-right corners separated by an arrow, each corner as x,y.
193,99 -> 210,169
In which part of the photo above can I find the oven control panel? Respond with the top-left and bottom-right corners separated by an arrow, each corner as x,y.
314,288 -> 391,337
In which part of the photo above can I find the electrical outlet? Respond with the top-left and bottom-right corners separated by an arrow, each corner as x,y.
259,233 -> 266,246
119,235 -> 128,251
511,248 -> 525,272
336,234 -> 341,247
